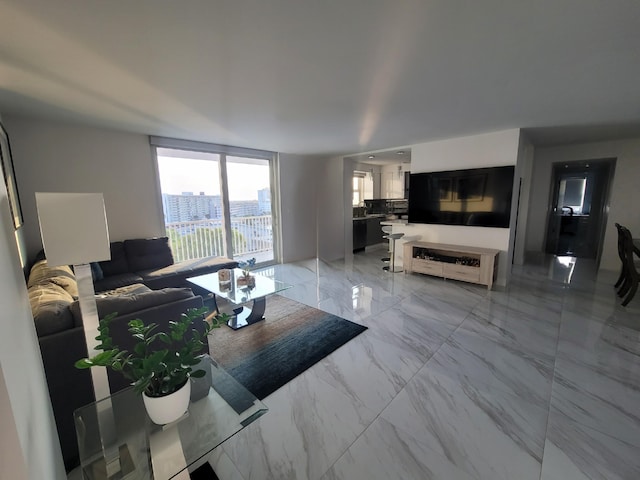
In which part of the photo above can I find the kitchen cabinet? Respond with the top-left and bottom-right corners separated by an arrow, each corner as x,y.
353,218 -> 367,252
381,172 -> 404,199
353,215 -> 385,252
366,216 -> 384,245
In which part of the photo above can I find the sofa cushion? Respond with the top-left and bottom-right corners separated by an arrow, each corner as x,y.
93,273 -> 144,293
138,256 -> 238,290
124,237 -> 174,272
96,283 -> 151,297
139,257 -> 238,280
27,260 -> 78,298
28,282 -> 75,336
69,287 -> 195,325
99,242 -> 129,277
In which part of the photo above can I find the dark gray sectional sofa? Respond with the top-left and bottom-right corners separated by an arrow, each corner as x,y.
94,236 -> 238,292
28,237 -> 238,471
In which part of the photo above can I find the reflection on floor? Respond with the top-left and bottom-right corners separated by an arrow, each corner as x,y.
209,248 -> 640,480
70,248 -> 639,479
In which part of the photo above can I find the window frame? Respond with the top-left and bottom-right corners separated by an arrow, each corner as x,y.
150,137 -> 281,266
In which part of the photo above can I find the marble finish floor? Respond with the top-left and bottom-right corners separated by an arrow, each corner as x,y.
70,248 -> 640,479
206,248 -> 640,480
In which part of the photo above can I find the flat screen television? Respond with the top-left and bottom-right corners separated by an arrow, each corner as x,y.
408,166 -> 515,228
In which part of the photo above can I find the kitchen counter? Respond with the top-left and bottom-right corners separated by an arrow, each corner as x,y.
353,214 -> 386,221
380,219 -> 410,226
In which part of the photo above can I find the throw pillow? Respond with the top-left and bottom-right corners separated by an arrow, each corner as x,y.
28,282 -> 75,337
99,242 -> 130,276
90,262 -> 104,281
124,237 -> 174,272
27,260 -> 79,298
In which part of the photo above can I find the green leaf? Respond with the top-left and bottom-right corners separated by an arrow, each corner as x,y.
157,332 -> 171,344
74,358 -> 93,368
128,319 -> 144,330
134,343 -> 146,356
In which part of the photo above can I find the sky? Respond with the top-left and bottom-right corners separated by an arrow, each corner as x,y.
157,156 -> 270,200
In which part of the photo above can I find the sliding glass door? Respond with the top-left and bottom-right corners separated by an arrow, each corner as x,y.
154,143 -> 277,265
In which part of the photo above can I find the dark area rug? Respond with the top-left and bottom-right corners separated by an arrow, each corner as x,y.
207,295 -> 367,401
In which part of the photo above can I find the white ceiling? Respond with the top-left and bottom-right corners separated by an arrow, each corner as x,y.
1,0 -> 640,156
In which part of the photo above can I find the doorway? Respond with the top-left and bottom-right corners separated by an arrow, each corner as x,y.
544,158 -> 615,261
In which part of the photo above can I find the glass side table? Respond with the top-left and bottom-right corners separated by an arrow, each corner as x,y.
74,356 -> 267,479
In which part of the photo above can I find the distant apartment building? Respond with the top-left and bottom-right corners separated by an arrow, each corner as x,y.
162,192 -> 270,222
229,200 -> 260,217
162,192 -> 222,222
258,188 -> 271,214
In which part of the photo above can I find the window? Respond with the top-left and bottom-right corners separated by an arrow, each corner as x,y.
151,138 -> 279,266
353,172 -> 366,206
558,177 -> 587,215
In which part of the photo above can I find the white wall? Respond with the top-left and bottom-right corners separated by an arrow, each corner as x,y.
317,155 -> 346,261
512,135 -> 535,265
5,116 -> 164,260
7,116 -> 325,265
0,125 -> 65,477
398,129 -> 522,286
0,365 -> 28,480
279,153 -> 320,262
344,158 -> 356,260
526,138 -> 640,271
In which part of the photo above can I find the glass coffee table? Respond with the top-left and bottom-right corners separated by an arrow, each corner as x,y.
187,268 -> 292,330
74,356 -> 267,479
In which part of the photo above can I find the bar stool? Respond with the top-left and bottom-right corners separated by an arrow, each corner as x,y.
381,226 -> 392,263
382,228 -> 404,273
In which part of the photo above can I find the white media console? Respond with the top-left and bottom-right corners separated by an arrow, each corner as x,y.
403,241 -> 500,290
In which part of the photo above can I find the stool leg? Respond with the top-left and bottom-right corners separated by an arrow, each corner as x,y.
391,238 -> 396,272
383,239 -> 392,272
384,238 -> 400,273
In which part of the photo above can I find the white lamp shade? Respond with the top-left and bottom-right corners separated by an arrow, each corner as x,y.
35,193 -> 111,267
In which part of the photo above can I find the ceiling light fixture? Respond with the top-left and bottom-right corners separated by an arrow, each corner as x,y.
396,151 -> 405,155
368,155 -> 375,159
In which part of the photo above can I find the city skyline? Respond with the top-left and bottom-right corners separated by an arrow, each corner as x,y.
161,189 -> 271,223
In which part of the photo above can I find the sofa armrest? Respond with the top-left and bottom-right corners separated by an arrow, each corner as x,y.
39,327 -> 93,471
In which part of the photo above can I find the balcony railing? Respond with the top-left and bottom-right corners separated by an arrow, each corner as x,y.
165,215 -> 273,263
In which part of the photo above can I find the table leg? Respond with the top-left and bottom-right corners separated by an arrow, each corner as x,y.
149,422 -> 190,480
228,297 -> 266,330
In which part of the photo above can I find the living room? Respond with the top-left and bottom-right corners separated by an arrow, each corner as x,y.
2,2 -> 640,480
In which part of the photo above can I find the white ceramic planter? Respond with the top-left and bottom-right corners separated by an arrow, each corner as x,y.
143,380 -> 191,425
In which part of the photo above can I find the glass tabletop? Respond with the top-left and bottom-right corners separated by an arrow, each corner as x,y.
187,268 -> 292,305
74,356 -> 267,479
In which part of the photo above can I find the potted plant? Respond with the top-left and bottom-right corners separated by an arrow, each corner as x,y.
237,257 -> 256,286
75,307 -> 228,424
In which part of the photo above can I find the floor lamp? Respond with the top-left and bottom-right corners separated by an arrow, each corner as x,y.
36,193 -> 127,478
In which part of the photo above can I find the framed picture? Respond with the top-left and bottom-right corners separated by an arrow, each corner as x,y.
0,122 -> 23,229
